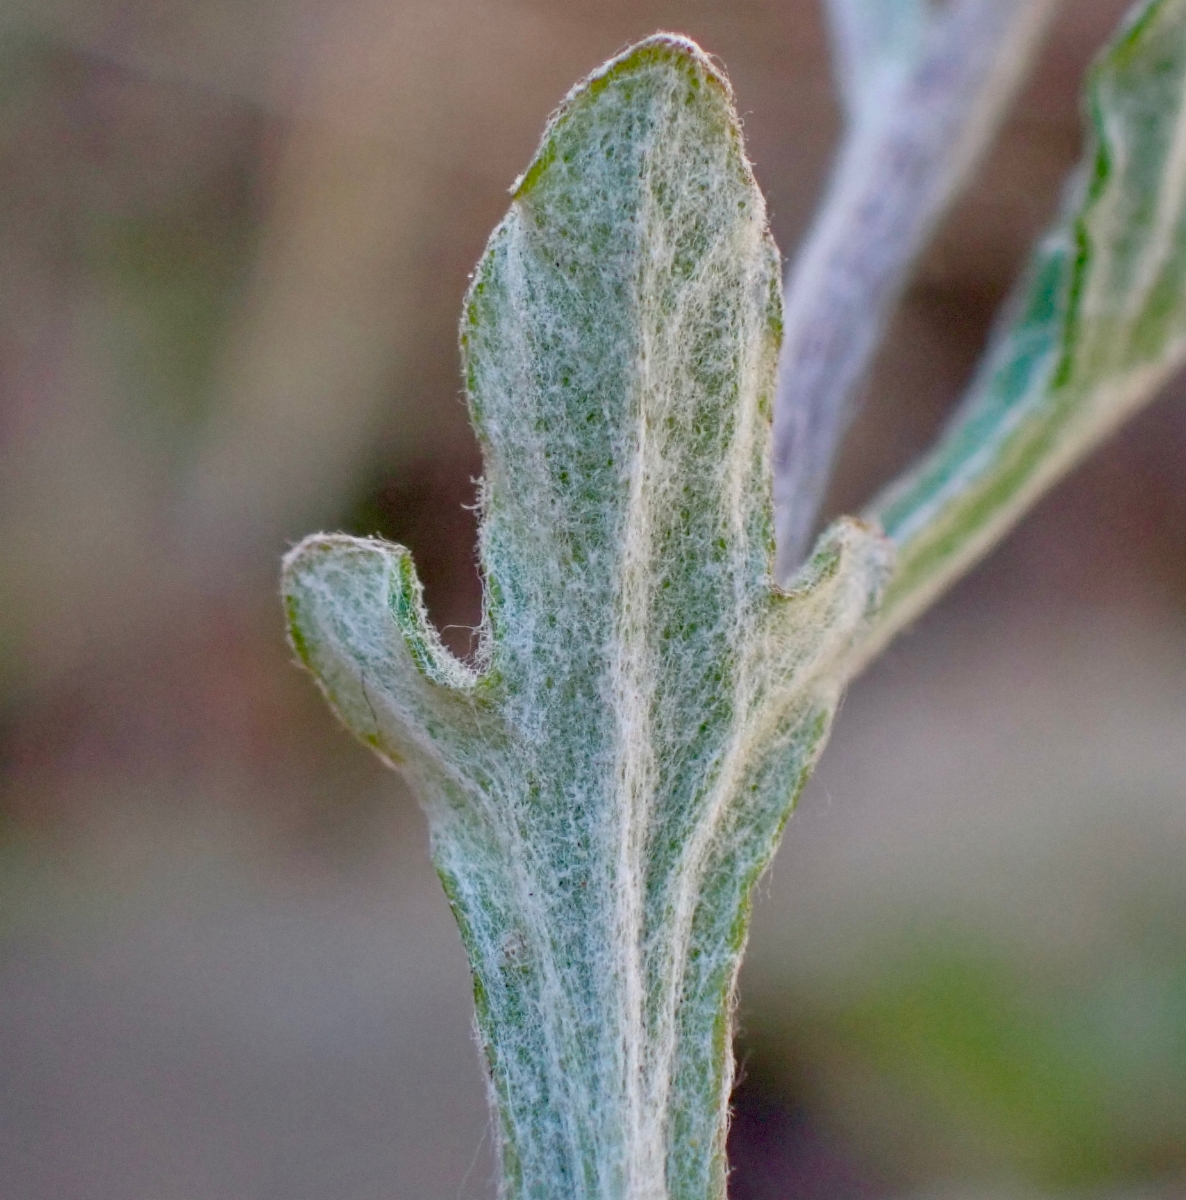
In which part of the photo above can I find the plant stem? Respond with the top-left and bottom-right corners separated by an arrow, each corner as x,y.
773,0 -> 1058,580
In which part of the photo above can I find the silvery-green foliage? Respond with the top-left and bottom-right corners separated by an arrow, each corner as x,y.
863,0 -> 1186,660
282,3 -> 1186,1197
285,37 -> 891,1200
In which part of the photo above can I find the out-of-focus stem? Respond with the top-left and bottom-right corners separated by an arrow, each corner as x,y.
773,0 -> 1059,581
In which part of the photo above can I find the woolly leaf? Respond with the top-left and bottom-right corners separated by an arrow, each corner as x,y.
862,0 -> 1186,662
284,35 -> 890,1200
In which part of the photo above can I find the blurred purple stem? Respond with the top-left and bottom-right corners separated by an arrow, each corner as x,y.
773,0 -> 1058,582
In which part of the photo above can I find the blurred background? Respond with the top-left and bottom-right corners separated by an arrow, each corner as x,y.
0,0 -> 1183,1197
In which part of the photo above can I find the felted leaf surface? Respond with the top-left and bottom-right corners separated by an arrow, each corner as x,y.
284,34 -> 890,1200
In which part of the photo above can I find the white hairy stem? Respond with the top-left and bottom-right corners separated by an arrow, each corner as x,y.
773,0 -> 1059,578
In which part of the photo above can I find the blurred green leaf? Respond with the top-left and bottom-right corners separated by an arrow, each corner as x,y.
865,0 -> 1186,662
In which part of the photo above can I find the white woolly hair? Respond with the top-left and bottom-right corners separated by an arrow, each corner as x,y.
280,7 -> 1186,1196
284,33 -> 890,1200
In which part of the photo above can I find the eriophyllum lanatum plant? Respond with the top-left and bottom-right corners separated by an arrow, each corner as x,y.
281,1 -> 1186,1196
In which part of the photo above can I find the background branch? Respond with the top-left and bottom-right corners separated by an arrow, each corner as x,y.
773,0 -> 1059,580
852,0 -> 1186,672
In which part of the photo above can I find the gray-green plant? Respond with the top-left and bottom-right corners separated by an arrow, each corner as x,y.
281,2 -> 1186,1196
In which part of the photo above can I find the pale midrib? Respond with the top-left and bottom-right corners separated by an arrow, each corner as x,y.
607,99 -> 668,1200
608,387 -> 661,1184
603,84 -> 769,1195
611,148 -> 777,1199
498,214 -> 599,1190
639,241 -> 767,1165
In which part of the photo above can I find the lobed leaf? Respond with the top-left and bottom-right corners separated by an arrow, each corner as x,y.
282,6 -> 1186,1195
284,34 -> 889,1200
